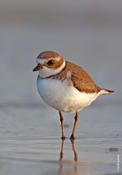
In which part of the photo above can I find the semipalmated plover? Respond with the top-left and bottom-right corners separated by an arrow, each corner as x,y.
33,51 -> 114,139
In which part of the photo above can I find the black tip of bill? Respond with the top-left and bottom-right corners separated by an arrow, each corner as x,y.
33,67 -> 37,71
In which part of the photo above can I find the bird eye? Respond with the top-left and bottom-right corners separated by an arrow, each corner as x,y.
47,60 -> 54,65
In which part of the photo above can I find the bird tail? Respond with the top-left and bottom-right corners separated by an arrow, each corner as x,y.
100,88 -> 114,95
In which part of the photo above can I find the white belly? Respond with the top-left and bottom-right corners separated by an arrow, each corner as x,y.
37,78 -> 99,112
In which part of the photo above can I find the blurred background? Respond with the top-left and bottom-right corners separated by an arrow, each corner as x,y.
0,0 -> 122,104
0,1 -> 122,175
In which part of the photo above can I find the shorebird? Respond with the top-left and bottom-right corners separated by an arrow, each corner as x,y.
33,51 -> 114,139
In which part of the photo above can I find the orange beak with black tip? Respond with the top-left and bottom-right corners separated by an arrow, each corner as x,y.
33,63 -> 43,71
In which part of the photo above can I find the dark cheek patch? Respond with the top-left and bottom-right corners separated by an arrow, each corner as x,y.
45,59 -> 64,69
47,60 -> 55,66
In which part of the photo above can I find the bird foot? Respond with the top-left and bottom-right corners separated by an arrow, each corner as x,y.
70,134 -> 75,141
61,136 -> 65,140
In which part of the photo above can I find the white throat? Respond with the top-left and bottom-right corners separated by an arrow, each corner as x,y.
38,61 -> 66,78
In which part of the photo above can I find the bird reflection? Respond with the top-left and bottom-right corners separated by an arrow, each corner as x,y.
43,139 -> 91,175
59,139 -> 78,162
57,139 -> 90,175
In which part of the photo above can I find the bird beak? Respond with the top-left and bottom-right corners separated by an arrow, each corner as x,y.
33,63 -> 43,71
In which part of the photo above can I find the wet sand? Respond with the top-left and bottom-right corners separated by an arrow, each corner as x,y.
0,1 -> 122,175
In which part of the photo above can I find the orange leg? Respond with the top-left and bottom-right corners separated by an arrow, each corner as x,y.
70,112 -> 79,140
59,111 -> 65,140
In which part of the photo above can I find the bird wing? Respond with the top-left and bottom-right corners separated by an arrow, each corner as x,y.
50,60 -> 101,93
66,61 -> 101,93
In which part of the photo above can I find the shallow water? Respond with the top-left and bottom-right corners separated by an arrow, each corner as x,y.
0,102 -> 122,175
0,1 -> 122,174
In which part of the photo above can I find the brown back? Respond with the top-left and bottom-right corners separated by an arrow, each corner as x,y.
52,61 -> 101,93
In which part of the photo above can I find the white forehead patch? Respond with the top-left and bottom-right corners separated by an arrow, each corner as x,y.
36,58 -> 45,64
36,56 -> 61,64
